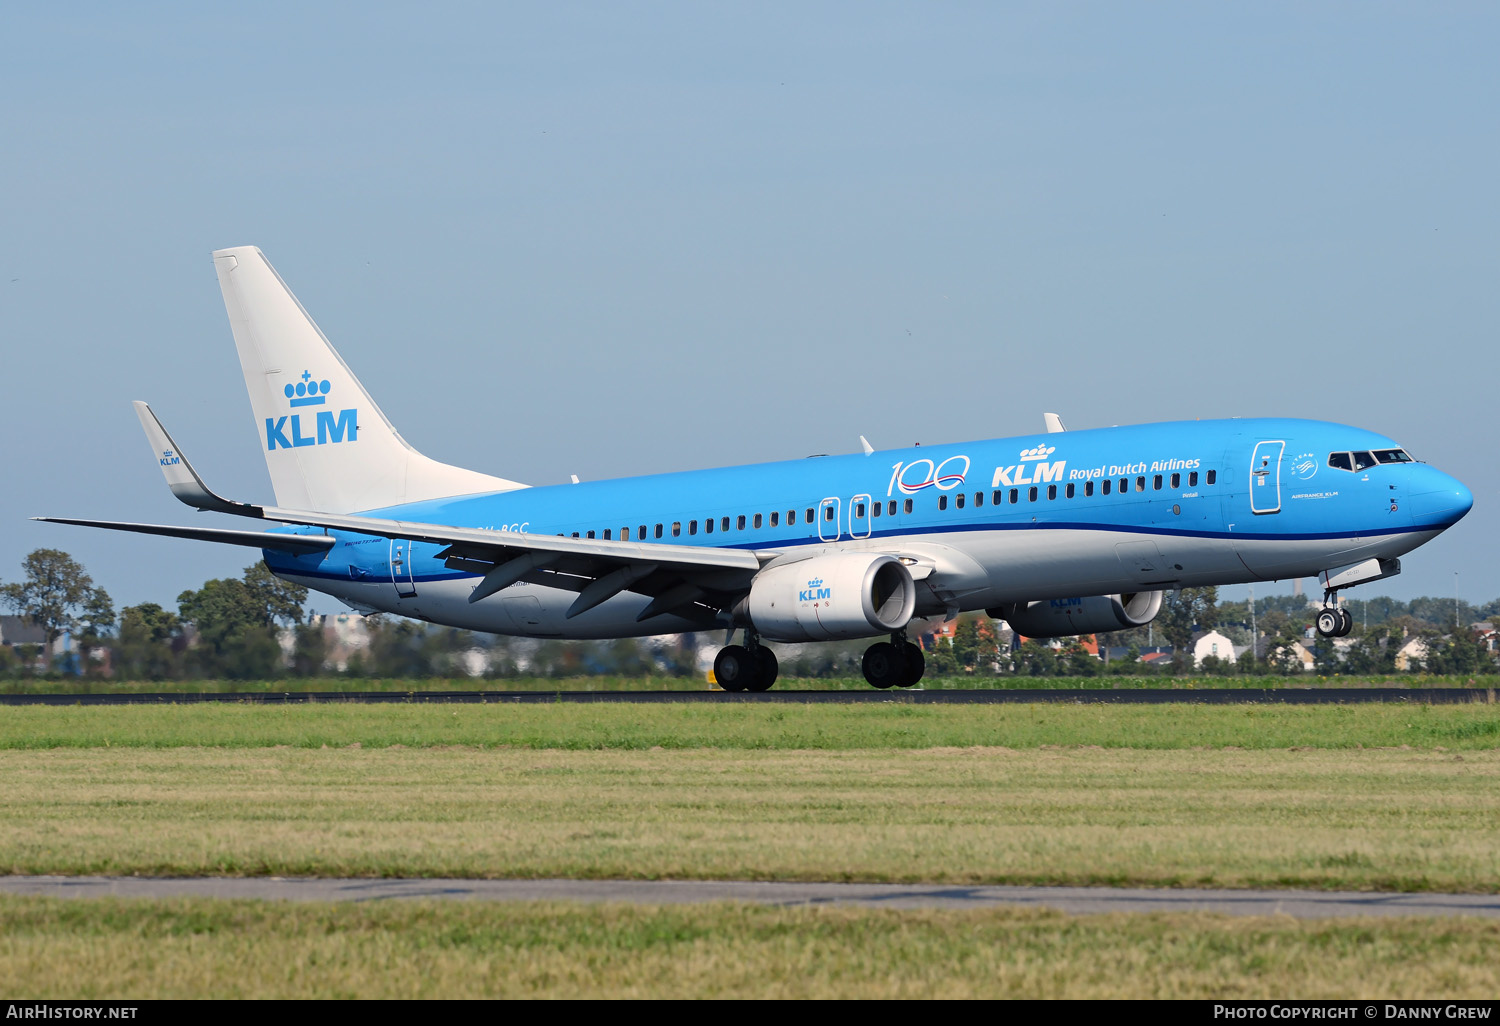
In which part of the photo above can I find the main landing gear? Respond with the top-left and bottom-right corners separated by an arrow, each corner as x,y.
1315,590 -> 1354,639
714,631 -> 779,693
862,634 -> 925,690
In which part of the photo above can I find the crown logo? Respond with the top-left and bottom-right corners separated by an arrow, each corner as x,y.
1019,444 -> 1056,462
285,370 -> 331,408
807,578 -> 823,588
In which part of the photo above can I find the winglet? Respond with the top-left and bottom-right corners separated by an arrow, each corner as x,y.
132,402 -> 263,517
859,435 -> 874,455
1043,413 -> 1067,434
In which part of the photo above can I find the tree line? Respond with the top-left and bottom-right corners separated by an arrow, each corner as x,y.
2,549 -> 1496,679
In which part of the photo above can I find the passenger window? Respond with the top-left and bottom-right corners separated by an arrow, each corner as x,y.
639,525 -> 647,539
1065,483 -> 1075,499
954,494 -> 964,509
1084,481 -> 1094,497
806,508 -> 815,523
689,520 -> 697,535
704,518 -> 713,534
854,503 -> 865,518
938,495 -> 948,511
789,509 -> 796,524
1120,478 -> 1129,493
670,522 -> 679,537
738,515 -> 747,530
753,513 -> 762,529
1028,486 -> 1038,502
771,511 -> 780,526
887,501 -> 896,516
974,491 -> 983,507
587,530 -> 595,539
571,532 -> 579,538
1137,476 -> 1146,492
1206,470 -> 1217,485
1047,485 -> 1057,500
603,529 -> 612,540
1102,479 -> 1111,495
1329,452 -> 1353,472
1171,473 -> 1180,489
1153,475 -> 1162,490
1189,472 -> 1198,487
904,499 -> 913,514
871,503 -> 880,518
721,516 -> 730,532
1353,451 -> 1377,471
621,527 -> 630,540
822,507 -> 833,522
993,490 -> 1003,505
654,524 -> 663,539
1009,488 -> 1018,504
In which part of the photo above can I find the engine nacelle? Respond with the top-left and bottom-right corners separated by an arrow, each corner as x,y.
747,553 -> 916,642
990,591 -> 1164,639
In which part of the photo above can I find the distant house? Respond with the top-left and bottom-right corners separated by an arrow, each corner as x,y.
1394,637 -> 1429,672
1271,639 -> 1316,672
0,615 -> 46,648
1191,630 -> 1237,667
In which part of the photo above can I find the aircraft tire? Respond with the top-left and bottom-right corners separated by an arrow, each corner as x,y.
1315,609 -> 1340,638
862,642 -> 906,689
1336,608 -> 1354,637
745,648 -> 779,692
896,641 -> 925,687
715,646 -> 753,692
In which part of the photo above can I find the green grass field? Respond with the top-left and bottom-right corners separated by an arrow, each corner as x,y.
6,701 -> 1498,997
3,700 -> 1499,750
4,673 -> 1498,694
5,897 -> 1498,999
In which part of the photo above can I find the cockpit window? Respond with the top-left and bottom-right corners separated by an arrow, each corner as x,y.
1374,448 -> 1413,464
1328,452 -> 1353,472
1352,451 -> 1377,471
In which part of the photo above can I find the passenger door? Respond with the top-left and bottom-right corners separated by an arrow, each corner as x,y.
1249,440 -> 1285,515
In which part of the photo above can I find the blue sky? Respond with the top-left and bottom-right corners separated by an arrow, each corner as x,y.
2,3 -> 1495,615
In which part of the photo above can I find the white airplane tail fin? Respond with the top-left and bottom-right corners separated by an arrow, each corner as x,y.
212,246 -> 525,513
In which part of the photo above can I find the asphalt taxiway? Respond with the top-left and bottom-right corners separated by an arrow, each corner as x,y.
3,877 -> 1497,919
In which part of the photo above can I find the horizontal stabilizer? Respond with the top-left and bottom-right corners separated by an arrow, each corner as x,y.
33,518 -> 335,555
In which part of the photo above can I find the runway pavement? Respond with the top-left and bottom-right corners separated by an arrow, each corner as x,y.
3,876 -> 1498,919
2,687 -> 1495,705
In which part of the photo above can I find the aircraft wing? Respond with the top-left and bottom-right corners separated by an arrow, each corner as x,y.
42,402 -> 768,621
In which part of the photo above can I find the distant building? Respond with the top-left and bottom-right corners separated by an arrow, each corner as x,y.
0,615 -> 46,648
1191,630 -> 1237,667
1394,637 -> 1429,672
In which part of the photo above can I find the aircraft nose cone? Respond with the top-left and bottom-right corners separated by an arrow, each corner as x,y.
1408,469 -> 1473,528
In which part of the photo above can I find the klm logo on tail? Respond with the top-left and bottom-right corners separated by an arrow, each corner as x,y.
266,370 -> 358,450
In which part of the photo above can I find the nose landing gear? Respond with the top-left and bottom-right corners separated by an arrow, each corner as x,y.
714,631 -> 779,692
862,633 -> 925,689
1315,590 -> 1354,639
